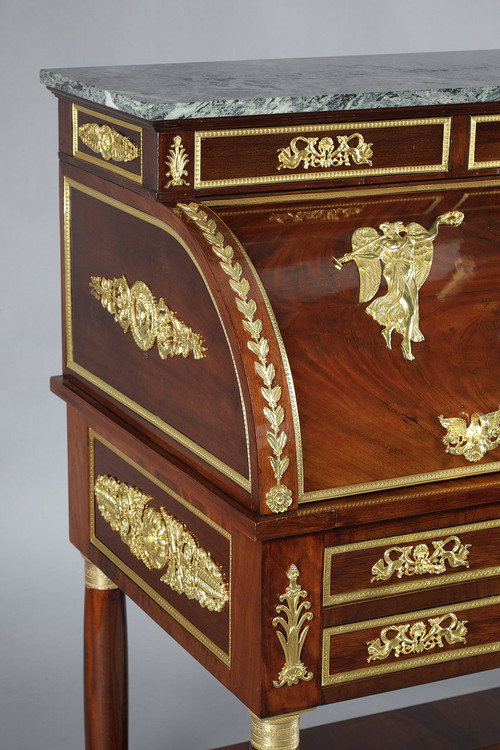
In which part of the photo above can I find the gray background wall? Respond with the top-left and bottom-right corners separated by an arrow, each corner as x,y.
2,1 -> 500,748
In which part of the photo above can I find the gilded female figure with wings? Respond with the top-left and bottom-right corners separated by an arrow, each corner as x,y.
333,210 -> 464,361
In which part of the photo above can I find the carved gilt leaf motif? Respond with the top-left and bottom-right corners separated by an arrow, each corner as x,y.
94,475 -> 229,612
78,123 -> 139,162
367,613 -> 468,662
277,132 -> 373,171
90,275 -> 206,361
438,409 -> 500,462
371,536 -> 471,582
272,564 -> 314,687
177,202 -> 293,512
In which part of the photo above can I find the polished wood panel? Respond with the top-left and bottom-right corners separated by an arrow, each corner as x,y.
84,586 -> 128,750
211,687 -> 500,750
217,184 -> 500,500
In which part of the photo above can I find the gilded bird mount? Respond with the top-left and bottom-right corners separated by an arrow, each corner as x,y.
332,211 -> 465,361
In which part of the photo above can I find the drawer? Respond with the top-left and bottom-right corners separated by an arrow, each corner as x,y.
88,428 -> 232,665
323,519 -> 500,606
72,104 -> 143,183
194,117 -> 451,189
469,114 -> 500,169
322,595 -> 500,687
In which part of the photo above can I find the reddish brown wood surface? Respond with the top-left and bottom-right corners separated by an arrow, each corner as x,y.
54,94 -> 500,200
211,687 -> 500,750
217,183 -> 500,501
84,586 -> 128,750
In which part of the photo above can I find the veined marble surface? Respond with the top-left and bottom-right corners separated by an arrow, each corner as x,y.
41,50 -> 500,121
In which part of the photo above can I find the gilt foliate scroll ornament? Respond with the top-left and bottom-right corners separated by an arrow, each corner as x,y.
333,211 -> 465,361
371,536 -> 471,583
438,409 -> 500,462
94,475 -> 229,611
367,613 -> 468,662
78,123 -> 140,162
277,132 -> 373,171
178,202 -> 292,512
272,564 -> 313,687
165,135 -> 190,188
90,275 -> 206,360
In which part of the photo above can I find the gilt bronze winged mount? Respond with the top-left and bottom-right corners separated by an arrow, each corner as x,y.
332,210 -> 465,361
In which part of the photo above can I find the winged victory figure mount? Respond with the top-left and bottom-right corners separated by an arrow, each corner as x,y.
332,211 -> 465,361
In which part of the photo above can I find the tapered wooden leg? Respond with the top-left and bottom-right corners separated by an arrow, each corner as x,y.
84,559 -> 128,750
249,711 -> 301,750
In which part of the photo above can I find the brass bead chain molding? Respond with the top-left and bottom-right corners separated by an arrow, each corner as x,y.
249,712 -> 301,750
272,564 -> 313,688
439,409 -> 500,462
371,535 -> 471,583
367,612 -> 468,662
277,132 -> 373,171
84,558 -> 118,590
178,202 -> 293,512
78,122 -> 140,162
165,135 -> 190,188
333,210 -> 465,361
90,275 -> 206,360
94,474 -> 229,612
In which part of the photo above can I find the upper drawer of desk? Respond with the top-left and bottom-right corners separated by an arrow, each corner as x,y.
58,100 -> 500,197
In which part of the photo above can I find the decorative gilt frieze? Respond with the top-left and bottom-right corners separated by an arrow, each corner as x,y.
333,211 -> 464,361
94,474 -> 229,612
90,275 -> 206,360
367,613 -> 468,662
165,135 -> 190,188
177,202 -> 293,512
438,409 -> 500,462
78,122 -> 140,162
277,132 -> 373,171
272,564 -> 313,687
371,536 -> 471,582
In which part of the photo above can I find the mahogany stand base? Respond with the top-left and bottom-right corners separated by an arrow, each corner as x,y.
211,688 -> 500,750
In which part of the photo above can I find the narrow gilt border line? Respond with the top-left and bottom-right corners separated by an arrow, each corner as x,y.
89,429 -> 231,667
195,117 -> 450,189
469,115 -> 500,169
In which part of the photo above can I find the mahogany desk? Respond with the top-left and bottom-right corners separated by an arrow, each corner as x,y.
42,51 -> 500,749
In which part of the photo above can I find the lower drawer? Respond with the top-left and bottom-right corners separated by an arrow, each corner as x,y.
322,596 -> 500,687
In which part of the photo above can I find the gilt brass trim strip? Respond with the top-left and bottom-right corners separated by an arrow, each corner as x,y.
63,178 -> 251,491
300,462 -> 500,504
84,557 -> 118,590
72,104 -> 143,184
322,594 -> 500,686
89,430 -> 231,666
204,177 -> 500,208
178,202 -> 293,511
195,118 -> 450,189
469,115 -> 500,170
323,518 -> 500,606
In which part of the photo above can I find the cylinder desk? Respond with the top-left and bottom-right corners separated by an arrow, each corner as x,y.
41,50 -> 500,749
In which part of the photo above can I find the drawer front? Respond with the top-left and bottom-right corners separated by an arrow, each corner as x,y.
195,117 -> 450,189
89,429 -> 231,665
72,104 -> 143,183
322,596 -> 500,687
324,519 -> 500,606
469,114 -> 500,169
